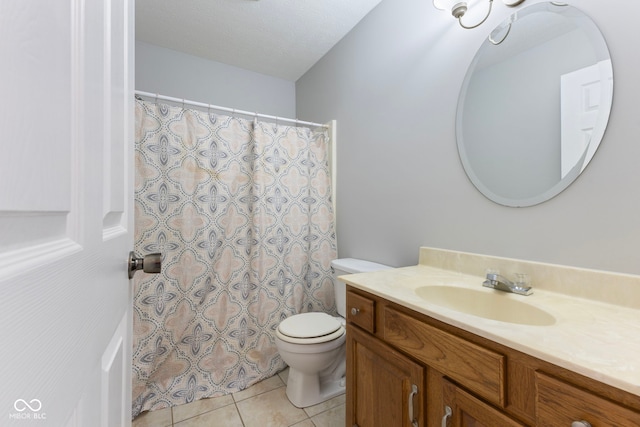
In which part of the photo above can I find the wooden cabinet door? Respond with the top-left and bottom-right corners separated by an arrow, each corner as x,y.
442,379 -> 525,427
347,324 -> 425,427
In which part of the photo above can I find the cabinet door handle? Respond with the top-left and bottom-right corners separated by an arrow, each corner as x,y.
441,405 -> 452,427
351,307 -> 360,315
408,384 -> 419,427
571,422 -> 592,427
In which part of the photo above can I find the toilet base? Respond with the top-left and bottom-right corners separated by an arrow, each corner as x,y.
285,368 -> 346,408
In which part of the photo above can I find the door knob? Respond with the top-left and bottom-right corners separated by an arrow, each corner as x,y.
128,251 -> 162,279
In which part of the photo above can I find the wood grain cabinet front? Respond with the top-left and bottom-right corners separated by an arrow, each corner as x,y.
383,306 -> 506,407
536,372 -> 640,427
442,379 -> 525,427
345,286 -> 640,427
346,290 -> 376,333
346,324 -> 425,427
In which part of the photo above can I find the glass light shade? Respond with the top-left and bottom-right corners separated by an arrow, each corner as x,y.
433,0 -> 452,11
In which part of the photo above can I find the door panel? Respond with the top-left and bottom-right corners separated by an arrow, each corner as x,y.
102,314 -> 129,427
0,1 -> 78,278
103,0 -> 128,233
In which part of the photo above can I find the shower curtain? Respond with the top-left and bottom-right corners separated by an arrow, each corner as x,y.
132,100 -> 337,417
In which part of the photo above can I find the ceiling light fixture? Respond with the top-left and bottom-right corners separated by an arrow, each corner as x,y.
433,0 -> 525,29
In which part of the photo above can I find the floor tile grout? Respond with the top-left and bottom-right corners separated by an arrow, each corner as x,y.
134,369 -> 344,427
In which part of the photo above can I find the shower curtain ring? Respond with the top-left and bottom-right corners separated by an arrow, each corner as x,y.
155,93 -> 159,104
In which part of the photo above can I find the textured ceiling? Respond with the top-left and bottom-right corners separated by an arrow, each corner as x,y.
135,0 -> 383,82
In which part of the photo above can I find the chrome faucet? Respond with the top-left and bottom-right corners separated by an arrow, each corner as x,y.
482,272 -> 533,296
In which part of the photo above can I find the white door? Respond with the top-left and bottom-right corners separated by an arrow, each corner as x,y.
560,59 -> 613,178
1,1 -> 135,426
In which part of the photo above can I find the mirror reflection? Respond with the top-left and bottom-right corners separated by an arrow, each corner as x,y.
456,2 -> 613,207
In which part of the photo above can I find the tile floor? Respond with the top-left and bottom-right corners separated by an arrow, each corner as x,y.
132,368 -> 345,427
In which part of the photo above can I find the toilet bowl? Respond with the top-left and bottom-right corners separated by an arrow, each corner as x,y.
275,258 -> 392,408
275,312 -> 346,408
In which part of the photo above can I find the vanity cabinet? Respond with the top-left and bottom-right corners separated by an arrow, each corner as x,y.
345,287 -> 640,427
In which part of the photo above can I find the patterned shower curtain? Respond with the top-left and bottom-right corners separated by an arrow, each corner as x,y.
132,100 -> 337,417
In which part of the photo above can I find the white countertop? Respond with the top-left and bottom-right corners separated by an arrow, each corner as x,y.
342,263 -> 640,397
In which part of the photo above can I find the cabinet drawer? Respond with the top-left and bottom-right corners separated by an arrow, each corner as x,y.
346,291 -> 375,333
536,372 -> 640,427
383,306 -> 505,407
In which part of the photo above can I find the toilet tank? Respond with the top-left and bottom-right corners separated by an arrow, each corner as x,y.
330,258 -> 392,318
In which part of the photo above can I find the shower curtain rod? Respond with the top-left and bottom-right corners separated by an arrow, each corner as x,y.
134,90 -> 328,129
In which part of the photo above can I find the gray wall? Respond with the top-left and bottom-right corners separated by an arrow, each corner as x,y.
296,0 -> 640,275
136,41 -> 296,118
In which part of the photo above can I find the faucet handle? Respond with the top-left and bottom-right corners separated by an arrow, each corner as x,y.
485,268 -> 500,280
515,273 -> 531,287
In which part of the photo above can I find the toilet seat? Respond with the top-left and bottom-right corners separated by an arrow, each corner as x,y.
277,312 -> 345,345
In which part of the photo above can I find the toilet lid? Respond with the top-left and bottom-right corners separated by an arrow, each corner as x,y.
278,312 -> 341,339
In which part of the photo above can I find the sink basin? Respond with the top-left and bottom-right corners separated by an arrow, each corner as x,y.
414,286 -> 556,326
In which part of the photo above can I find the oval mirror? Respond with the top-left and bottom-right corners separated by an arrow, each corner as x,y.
456,2 -> 613,207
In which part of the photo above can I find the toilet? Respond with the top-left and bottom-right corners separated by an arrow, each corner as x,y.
275,258 -> 392,408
